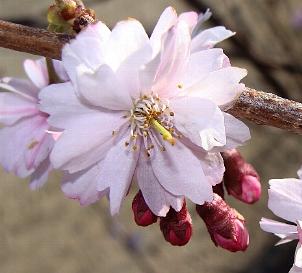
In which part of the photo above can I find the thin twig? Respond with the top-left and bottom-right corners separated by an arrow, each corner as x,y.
1,20 -> 302,133
228,88 -> 302,133
0,20 -> 73,60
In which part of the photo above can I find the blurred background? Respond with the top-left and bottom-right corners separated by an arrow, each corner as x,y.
0,0 -> 302,272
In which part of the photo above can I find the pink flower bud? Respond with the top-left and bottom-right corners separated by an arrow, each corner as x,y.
132,191 -> 157,227
160,201 -> 192,246
196,194 -> 249,252
222,149 -> 261,204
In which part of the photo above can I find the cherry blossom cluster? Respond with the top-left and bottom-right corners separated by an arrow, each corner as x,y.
0,6 -> 262,249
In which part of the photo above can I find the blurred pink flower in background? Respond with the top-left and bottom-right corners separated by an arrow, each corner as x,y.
0,59 -> 68,189
260,169 -> 302,273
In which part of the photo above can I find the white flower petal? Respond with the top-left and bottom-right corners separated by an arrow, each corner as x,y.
151,136 -> 213,205
150,6 -> 178,56
191,26 -> 235,53
153,20 -> 191,97
0,77 -> 38,101
24,121 -> 53,170
171,96 -> 226,151
62,22 -> 111,82
116,44 -> 152,99
106,19 -> 149,70
0,115 -> 47,178
62,164 -> 108,206
289,266 -> 302,273
97,131 -> 140,215
39,82 -> 98,129
298,168 -> 302,180
191,9 -> 212,38
268,179 -> 302,222
52,59 -> 69,82
199,152 -> 225,186
30,157 -> 52,190
76,65 -> 132,110
0,92 -> 38,125
50,112 -> 126,173
295,243 -> 302,268
24,59 -> 49,89
178,12 -> 198,31
260,218 -> 297,235
187,66 -> 247,106
223,113 -> 251,149
136,148 -> 183,216
181,48 -> 229,88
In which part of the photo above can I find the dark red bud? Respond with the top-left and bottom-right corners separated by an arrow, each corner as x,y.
222,149 -> 261,204
196,194 -> 249,252
160,201 -> 192,246
132,191 -> 157,227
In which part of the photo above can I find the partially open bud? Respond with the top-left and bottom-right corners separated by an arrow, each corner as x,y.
222,149 -> 261,204
132,191 -> 157,227
196,194 -> 249,252
48,0 -> 95,34
160,201 -> 192,246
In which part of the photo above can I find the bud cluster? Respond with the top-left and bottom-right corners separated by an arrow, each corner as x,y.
48,0 -> 96,33
132,191 -> 192,246
131,149 -> 260,249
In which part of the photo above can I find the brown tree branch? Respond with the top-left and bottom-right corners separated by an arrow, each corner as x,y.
0,20 -> 73,60
1,20 -> 302,133
228,88 -> 302,133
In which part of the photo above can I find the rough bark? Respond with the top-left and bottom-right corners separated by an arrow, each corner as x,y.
1,20 -> 302,133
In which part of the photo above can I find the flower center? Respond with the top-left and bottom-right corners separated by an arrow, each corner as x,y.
126,94 -> 177,155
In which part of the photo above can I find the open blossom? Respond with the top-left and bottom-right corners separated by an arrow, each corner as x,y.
40,7 -> 250,215
0,59 -> 68,189
260,169 -> 302,273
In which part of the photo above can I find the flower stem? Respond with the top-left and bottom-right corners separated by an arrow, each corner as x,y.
46,57 -> 63,84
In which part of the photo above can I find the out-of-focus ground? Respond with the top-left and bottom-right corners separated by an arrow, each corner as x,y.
0,0 -> 302,272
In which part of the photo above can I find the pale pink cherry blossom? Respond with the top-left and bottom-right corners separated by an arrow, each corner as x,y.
0,58 -> 68,189
40,7 -> 250,216
260,169 -> 302,273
